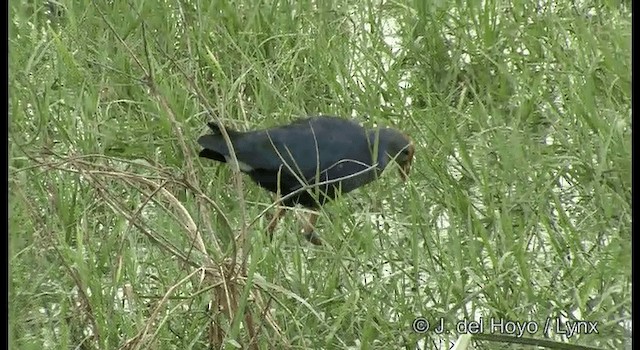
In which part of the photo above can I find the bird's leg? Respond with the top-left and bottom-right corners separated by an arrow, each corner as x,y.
266,205 -> 286,241
266,167 -> 286,241
301,212 -> 322,245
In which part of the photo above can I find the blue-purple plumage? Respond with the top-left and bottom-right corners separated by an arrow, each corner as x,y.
198,116 -> 414,209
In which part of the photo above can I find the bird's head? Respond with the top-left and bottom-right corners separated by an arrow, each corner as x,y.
369,128 -> 415,181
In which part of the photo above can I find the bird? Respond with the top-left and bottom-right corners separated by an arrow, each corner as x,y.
197,115 -> 414,245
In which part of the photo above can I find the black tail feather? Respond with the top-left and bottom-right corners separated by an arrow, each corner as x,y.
206,121 -> 238,135
206,122 -> 222,133
199,148 -> 227,162
198,121 -> 243,163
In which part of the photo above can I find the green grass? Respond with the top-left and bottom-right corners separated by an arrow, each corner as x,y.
9,0 -> 631,349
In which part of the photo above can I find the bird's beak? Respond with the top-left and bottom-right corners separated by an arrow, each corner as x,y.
398,161 -> 411,182
398,145 -> 414,182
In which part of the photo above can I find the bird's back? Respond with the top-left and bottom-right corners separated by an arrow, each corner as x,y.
198,116 -> 381,207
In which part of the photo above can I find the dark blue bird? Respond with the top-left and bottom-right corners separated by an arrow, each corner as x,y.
197,115 -> 414,245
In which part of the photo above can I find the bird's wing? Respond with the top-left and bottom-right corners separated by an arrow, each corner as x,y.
233,118 -> 375,181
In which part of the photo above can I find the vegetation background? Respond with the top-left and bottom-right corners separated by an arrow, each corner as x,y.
9,0 -> 631,349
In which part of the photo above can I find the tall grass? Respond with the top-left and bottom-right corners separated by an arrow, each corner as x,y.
9,0 -> 631,349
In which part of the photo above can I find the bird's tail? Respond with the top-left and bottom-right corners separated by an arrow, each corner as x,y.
205,121 -> 240,135
197,122 -> 240,162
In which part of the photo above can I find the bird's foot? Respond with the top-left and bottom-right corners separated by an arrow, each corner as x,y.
303,231 -> 323,246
